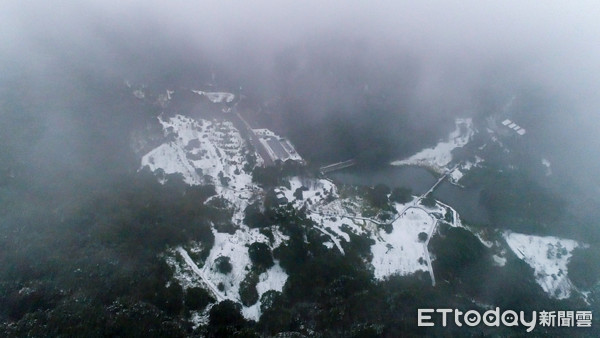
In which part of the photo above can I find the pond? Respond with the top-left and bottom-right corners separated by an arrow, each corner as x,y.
329,165 -> 489,224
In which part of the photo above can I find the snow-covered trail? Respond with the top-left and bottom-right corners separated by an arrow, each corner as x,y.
176,247 -> 225,302
423,219 -> 439,286
313,226 -> 345,255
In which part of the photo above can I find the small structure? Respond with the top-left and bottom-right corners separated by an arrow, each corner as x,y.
274,188 -> 288,205
501,119 -> 526,135
253,128 -> 304,164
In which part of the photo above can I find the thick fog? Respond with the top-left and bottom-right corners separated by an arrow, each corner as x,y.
2,1 -> 600,194
2,3 -> 600,333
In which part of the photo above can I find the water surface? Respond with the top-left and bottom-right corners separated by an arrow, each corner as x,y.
329,165 -> 489,224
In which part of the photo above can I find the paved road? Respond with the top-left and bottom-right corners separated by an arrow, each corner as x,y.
232,108 -> 274,166
387,163 -> 460,225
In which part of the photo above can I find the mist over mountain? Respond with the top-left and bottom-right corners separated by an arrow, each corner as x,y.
3,1 -> 600,181
2,1 -> 599,336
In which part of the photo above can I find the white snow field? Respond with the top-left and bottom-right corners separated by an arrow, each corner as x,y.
370,205 -> 436,279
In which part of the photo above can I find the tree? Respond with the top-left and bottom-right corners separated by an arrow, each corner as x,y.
208,300 -> 246,335
214,256 -> 233,274
244,202 -> 269,228
258,291 -> 292,335
248,242 -> 274,270
185,287 -> 215,312
153,281 -> 184,316
418,232 -> 428,242
367,184 -> 390,208
420,193 -> 436,208
293,187 -> 304,200
390,187 -> 412,204
239,272 -> 259,306
568,247 -> 600,289
429,227 -> 487,284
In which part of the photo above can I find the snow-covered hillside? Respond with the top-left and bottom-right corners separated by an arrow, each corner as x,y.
391,118 -> 475,173
140,114 -> 287,322
276,177 -> 458,283
503,232 -> 582,299
140,111 -> 586,324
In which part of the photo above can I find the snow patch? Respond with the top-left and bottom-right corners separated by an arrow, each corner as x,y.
133,89 -> 145,99
192,90 -> 235,103
449,156 -> 484,185
449,168 -> 464,183
391,118 -> 475,173
542,158 -> 552,176
492,254 -> 507,267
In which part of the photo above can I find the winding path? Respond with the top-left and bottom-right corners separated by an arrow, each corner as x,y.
312,164 -> 464,286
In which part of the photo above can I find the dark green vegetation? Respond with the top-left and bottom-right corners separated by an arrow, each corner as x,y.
390,186 -> 412,204
366,183 -> 391,209
214,256 -> 233,274
239,271 -> 260,307
0,171 -> 222,336
420,193 -> 437,208
568,247 -> 600,290
184,287 -> 215,312
458,158 -> 600,245
467,167 -> 563,233
251,160 -> 311,188
2,134 -> 598,336
426,224 -> 596,336
248,242 -> 274,270
455,107 -> 600,243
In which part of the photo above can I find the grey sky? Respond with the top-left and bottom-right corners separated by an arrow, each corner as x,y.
2,1 -> 599,160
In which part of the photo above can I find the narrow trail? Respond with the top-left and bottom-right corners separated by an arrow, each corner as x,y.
176,247 -> 225,302
424,219 -> 439,286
